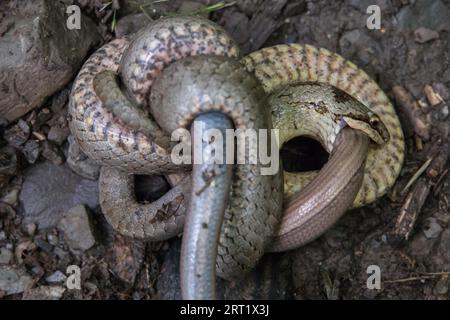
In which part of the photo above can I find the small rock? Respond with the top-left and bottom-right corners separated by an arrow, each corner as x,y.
31,265 -> 44,277
19,161 -> 99,229
0,231 -> 6,241
433,228 -> 450,265
422,217 -> 443,239
45,270 -> 67,284
0,248 -> 13,265
440,105 -> 449,120
15,241 -> 35,264
414,27 -> 439,43
47,125 -> 69,146
47,234 -> 58,246
67,135 -> 100,180
409,232 -> 436,258
25,223 -> 36,237
0,0 -> 100,122
41,140 -> 65,165
22,285 -> 65,300
339,29 -> 382,66
50,89 -> 70,113
1,188 -> 19,206
33,238 -> 53,254
53,247 -> 69,260
32,109 -> 53,131
57,205 -> 96,253
0,146 -> 19,177
0,266 -> 33,295
22,140 -> 40,164
115,13 -> 149,37
433,276 -> 449,296
395,0 -> 450,32
4,120 -> 30,147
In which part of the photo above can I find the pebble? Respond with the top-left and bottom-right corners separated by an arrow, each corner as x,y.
0,266 -> 33,295
440,105 -> 449,120
22,285 -> 65,300
47,125 -> 69,146
0,248 -> 13,265
433,229 -> 450,264
414,27 -> 439,43
4,120 -> 30,147
41,140 -> 65,165
0,146 -> 19,177
45,270 -> 67,284
433,276 -> 449,296
395,0 -> 450,32
25,223 -> 36,237
1,188 -> 19,206
22,140 -> 40,164
19,161 -> 99,229
115,13 -> 149,37
57,205 -> 96,253
47,234 -> 58,246
422,217 -> 443,239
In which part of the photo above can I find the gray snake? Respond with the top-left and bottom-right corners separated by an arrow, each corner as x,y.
68,16 -> 404,299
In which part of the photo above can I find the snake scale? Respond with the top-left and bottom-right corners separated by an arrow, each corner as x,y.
68,16 -> 404,298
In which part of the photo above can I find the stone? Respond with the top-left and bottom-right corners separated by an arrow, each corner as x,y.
339,29 -> 382,66
19,161 -> 99,229
22,285 -> 65,300
433,228 -> 450,265
1,188 -> 19,206
115,13 -> 149,37
47,125 -> 70,146
4,120 -> 30,147
22,140 -> 40,164
45,270 -> 67,284
67,135 -> 100,180
25,223 -> 36,237
414,27 -> 439,43
41,140 -> 65,165
0,248 -> 13,265
0,146 -> 19,189
0,266 -> 33,295
422,217 -> 443,239
57,205 -> 96,252
395,0 -> 450,32
0,0 -> 100,122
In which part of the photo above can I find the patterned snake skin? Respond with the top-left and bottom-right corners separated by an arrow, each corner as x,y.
68,17 -> 405,283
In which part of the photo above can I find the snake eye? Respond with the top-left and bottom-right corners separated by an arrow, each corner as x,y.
369,117 -> 380,127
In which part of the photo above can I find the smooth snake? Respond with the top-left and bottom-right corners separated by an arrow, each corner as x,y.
68,16 -> 404,299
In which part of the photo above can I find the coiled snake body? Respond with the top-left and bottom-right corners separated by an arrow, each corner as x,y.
69,16 -> 404,299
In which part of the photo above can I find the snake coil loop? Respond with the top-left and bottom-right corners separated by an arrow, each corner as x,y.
69,16 -> 405,300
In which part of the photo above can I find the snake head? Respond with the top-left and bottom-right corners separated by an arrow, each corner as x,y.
342,111 -> 390,145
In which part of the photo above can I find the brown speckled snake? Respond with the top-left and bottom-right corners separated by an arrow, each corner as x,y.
68,16 -> 404,299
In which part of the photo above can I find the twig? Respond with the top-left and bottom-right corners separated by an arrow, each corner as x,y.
189,1 -> 236,15
401,157 -> 433,195
385,272 -> 450,284
393,85 -> 430,140
393,177 -> 431,241
424,85 -> 444,106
